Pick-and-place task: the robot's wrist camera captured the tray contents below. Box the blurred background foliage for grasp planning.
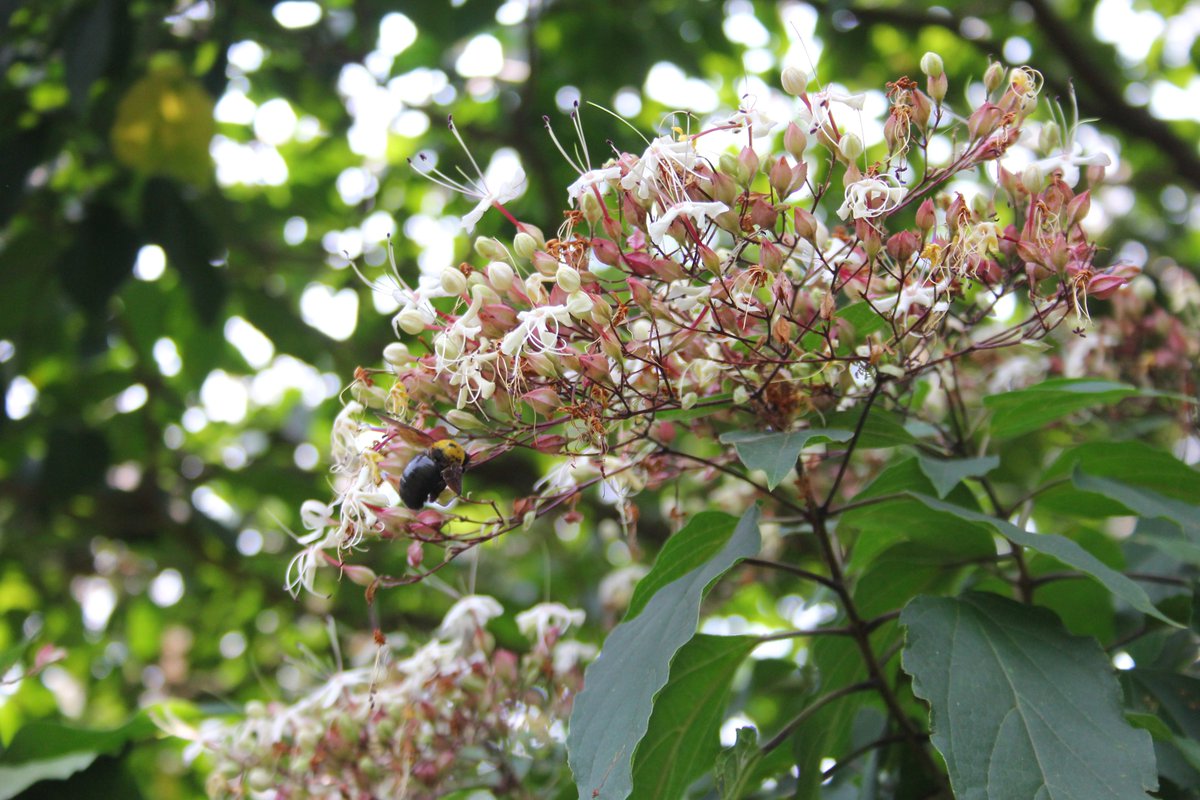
[0,0,1197,795]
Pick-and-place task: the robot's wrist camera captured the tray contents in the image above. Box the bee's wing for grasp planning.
[441,462,464,495]
[373,411,437,448]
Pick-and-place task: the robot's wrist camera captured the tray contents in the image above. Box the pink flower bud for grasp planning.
[886,230,920,264]
[652,257,686,281]
[578,352,610,382]
[522,386,560,415]
[531,249,559,276]
[784,122,808,159]
[750,197,779,230]
[967,102,1004,140]
[591,237,621,266]
[793,207,817,240]
[737,145,760,182]
[759,240,784,271]
[1066,191,1091,229]
[478,303,518,338]
[341,564,378,587]
[916,198,937,232]
[1088,265,1138,299]
[697,242,722,272]
[911,90,932,128]
[769,157,795,198]
[622,251,655,277]
[627,276,652,308]
[927,72,948,105]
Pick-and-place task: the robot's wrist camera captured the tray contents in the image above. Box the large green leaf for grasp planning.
[906,493,1180,627]
[901,593,1158,799]
[719,429,854,490]
[1037,442,1200,518]
[630,634,757,799]
[982,377,1141,438]
[1072,471,1200,539]
[0,714,155,800]
[568,507,761,800]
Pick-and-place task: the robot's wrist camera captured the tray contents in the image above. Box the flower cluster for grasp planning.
[165,597,591,798]
[289,55,1136,594]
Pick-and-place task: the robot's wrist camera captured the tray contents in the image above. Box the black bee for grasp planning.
[376,413,471,509]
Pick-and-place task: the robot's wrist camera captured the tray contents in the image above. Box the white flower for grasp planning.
[1028,144,1110,188]
[647,200,729,247]
[460,165,526,232]
[410,117,527,231]
[329,402,364,473]
[598,565,649,613]
[620,135,700,202]
[534,457,599,494]
[837,176,907,220]
[551,640,597,675]
[438,594,504,641]
[567,165,623,205]
[516,602,585,644]
[876,280,949,318]
[500,304,574,359]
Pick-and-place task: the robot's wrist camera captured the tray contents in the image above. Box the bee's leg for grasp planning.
[427,497,459,513]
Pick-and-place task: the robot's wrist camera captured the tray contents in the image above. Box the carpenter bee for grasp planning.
[375,413,471,509]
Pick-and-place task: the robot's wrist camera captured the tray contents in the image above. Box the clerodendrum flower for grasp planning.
[410,116,526,231]
[837,175,907,220]
[647,199,730,248]
[620,134,701,201]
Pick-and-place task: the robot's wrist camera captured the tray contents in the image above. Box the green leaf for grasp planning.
[658,394,732,421]
[1037,441,1200,518]
[719,429,854,490]
[823,407,918,448]
[568,507,761,800]
[916,454,1000,498]
[901,593,1158,799]
[1072,470,1200,538]
[983,377,1141,438]
[906,493,1181,627]
[630,635,756,799]
[1126,713,1200,772]
[715,727,761,800]
[0,714,155,800]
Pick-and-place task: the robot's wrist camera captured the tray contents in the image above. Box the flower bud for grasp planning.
[911,90,932,128]
[927,72,948,105]
[474,236,508,261]
[591,237,621,266]
[407,540,424,568]
[1066,191,1091,228]
[781,65,809,96]
[784,122,808,159]
[915,199,936,232]
[513,231,537,260]
[440,266,467,295]
[487,260,514,291]
[433,332,461,362]
[589,298,613,324]
[839,132,864,163]
[342,564,377,587]
[886,230,920,264]
[708,169,739,205]
[531,250,559,276]
[580,190,604,225]
[1021,164,1044,193]
[566,290,594,317]
[967,102,1004,140]
[478,303,518,337]
[445,408,489,431]
[756,240,782,272]
[1038,121,1062,154]
[793,207,818,241]
[556,264,582,293]
[920,52,944,79]
[750,197,779,230]
[522,386,560,415]
[383,342,412,366]
[983,61,1005,94]
[395,307,428,335]
[627,277,652,309]
[737,146,760,183]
